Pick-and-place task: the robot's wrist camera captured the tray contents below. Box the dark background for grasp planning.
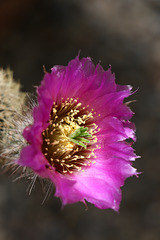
[0,0,160,239]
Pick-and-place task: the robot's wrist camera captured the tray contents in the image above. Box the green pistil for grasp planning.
[69,127,92,149]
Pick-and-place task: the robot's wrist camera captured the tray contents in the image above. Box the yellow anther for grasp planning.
[42,97,100,174]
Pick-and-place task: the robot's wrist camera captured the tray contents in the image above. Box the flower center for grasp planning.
[42,98,100,174]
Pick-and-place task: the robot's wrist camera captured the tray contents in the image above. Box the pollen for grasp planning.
[41,98,100,174]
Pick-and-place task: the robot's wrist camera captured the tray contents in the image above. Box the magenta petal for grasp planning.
[18,145,43,171]
[52,169,120,210]
[52,158,137,210]
[97,116,135,143]
[52,174,80,205]
[50,154,137,210]
[107,142,138,161]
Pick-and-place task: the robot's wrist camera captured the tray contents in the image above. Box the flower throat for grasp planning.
[42,98,100,174]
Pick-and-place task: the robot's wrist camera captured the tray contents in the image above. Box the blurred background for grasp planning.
[0,0,160,239]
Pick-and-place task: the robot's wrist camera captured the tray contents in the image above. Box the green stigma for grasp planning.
[69,127,92,149]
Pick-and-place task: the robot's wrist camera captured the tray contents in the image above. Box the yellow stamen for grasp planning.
[42,98,101,174]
